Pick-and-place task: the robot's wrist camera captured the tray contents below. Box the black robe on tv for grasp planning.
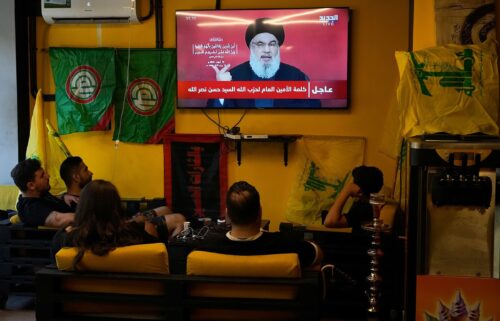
[207,61,321,108]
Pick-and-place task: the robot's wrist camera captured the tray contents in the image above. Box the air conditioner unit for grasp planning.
[41,0,141,24]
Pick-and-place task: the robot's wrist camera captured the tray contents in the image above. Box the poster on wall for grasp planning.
[163,134,228,223]
[435,0,496,45]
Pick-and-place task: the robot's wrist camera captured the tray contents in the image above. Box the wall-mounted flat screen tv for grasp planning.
[176,8,350,109]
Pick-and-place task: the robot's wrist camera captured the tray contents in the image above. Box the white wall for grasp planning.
[0,0,18,184]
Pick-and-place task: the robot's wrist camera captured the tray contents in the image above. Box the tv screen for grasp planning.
[176,8,350,109]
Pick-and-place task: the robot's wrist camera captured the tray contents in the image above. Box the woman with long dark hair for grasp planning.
[52,179,185,268]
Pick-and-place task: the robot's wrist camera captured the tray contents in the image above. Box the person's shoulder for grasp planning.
[194,231,228,251]
[231,61,250,71]
[230,61,252,77]
[17,195,39,208]
[279,62,305,73]
[260,231,281,238]
[204,230,228,242]
[349,199,372,213]
[16,197,51,226]
[260,231,298,242]
[276,63,309,80]
[43,192,62,200]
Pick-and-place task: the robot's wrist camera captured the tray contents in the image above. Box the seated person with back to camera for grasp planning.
[323,165,384,232]
[195,181,323,268]
[51,179,186,265]
[11,158,74,228]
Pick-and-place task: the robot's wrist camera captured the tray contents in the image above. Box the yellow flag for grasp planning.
[286,136,365,225]
[26,89,46,164]
[395,39,499,137]
[26,89,72,194]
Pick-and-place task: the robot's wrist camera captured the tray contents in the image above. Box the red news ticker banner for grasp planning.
[178,80,347,100]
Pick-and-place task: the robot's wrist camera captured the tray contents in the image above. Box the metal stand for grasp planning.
[363,193,388,317]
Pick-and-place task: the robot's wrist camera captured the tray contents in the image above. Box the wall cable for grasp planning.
[111,15,134,181]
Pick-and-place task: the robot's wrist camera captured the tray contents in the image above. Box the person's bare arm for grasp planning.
[323,182,361,228]
[144,221,159,238]
[44,211,75,228]
[129,207,185,240]
[152,206,173,216]
[62,194,79,207]
[163,214,186,239]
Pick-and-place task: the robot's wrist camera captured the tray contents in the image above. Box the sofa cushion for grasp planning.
[55,243,169,297]
[187,251,301,301]
[187,251,301,278]
[187,251,300,278]
[9,214,21,224]
[56,243,169,274]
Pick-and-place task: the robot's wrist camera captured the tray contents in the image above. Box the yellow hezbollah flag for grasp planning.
[26,89,71,195]
[286,136,365,225]
[395,39,499,137]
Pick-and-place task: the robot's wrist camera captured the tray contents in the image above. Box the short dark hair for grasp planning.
[11,158,42,192]
[226,181,260,225]
[60,156,83,187]
[352,166,384,196]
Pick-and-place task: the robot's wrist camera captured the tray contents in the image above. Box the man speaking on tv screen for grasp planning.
[207,18,321,108]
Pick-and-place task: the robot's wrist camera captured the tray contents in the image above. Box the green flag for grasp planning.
[50,48,115,135]
[113,49,176,144]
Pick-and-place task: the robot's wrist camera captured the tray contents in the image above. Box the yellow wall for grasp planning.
[413,0,436,50]
[37,0,409,230]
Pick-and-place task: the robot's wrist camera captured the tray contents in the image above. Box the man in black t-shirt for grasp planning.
[196,181,322,268]
[11,159,74,227]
